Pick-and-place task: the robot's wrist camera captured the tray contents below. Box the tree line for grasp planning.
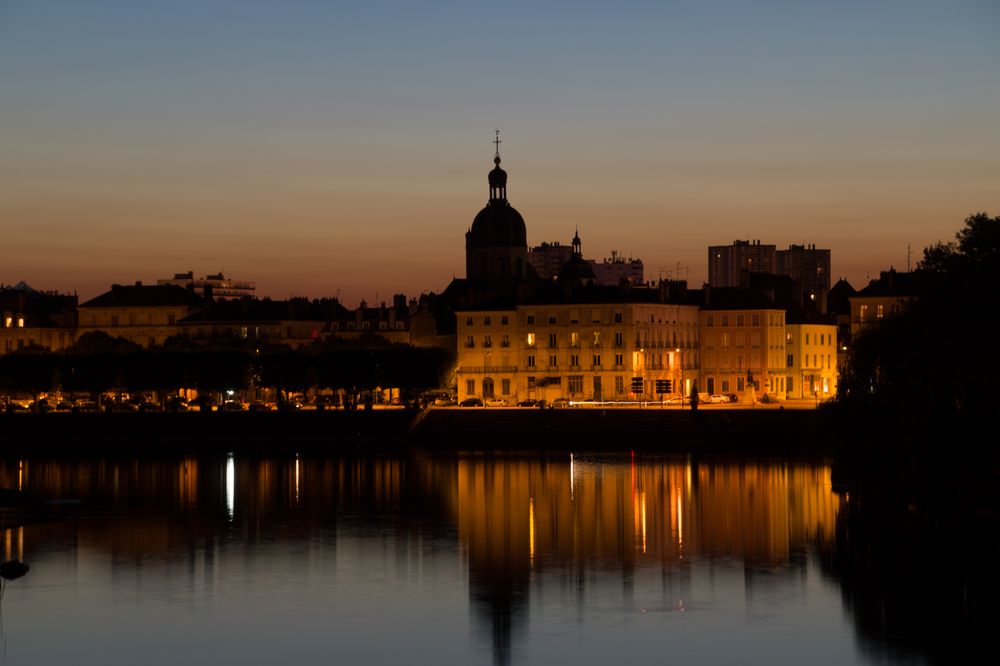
[0,331,455,401]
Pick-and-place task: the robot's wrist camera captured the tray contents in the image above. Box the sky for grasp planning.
[2,0,998,305]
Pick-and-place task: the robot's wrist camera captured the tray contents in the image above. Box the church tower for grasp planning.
[465,132,529,288]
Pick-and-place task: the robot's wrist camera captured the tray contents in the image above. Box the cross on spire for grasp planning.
[493,129,502,159]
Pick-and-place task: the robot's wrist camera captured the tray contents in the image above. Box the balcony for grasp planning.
[458,366,519,374]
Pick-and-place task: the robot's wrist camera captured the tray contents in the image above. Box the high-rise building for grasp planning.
[527,242,572,280]
[708,241,776,288]
[775,245,831,294]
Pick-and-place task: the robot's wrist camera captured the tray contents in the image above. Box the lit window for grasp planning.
[527,333,536,347]
[592,331,601,346]
[877,304,884,319]
[570,332,579,346]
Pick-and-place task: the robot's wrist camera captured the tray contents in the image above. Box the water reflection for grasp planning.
[0,454,985,664]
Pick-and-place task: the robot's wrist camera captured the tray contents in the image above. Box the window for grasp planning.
[465,336,475,348]
[568,376,584,393]
[787,377,794,393]
[614,312,623,323]
[593,354,601,366]
[736,314,745,327]
[549,355,557,367]
[483,335,492,347]
[362,322,370,330]
[737,377,745,392]
[721,333,729,347]
[615,376,625,394]
[752,313,760,326]
[501,333,510,347]
[706,315,714,327]
[787,354,794,367]
[722,380,729,393]
[570,354,580,367]
[614,331,623,347]
[721,314,729,327]
[527,355,536,367]
[570,332,580,347]
[615,353,623,366]
[466,379,475,395]
[466,316,473,326]
[168,314,176,325]
[592,331,601,346]
[501,379,511,395]
[548,316,557,324]
[548,333,557,347]
[526,315,535,325]
[876,304,884,319]
[111,315,119,326]
[501,315,509,325]
[859,305,868,321]
[484,316,491,325]
[379,321,387,330]
[482,378,495,399]
[527,333,536,346]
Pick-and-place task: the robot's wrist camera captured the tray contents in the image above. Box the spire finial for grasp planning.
[493,128,502,164]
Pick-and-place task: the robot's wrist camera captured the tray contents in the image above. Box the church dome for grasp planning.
[468,201,527,248]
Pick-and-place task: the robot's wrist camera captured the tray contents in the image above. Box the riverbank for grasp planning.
[0,407,830,457]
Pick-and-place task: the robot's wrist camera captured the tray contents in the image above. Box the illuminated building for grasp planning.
[784,321,839,399]
[457,299,699,403]
[0,281,77,354]
[699,289,787,399]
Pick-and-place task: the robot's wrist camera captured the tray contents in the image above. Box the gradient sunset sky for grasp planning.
[2,0,998,304]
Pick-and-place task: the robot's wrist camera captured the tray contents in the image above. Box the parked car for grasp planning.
[550,397,571,409]
[484,397,507,407]
[76,400,99,413]
[708,394,729,404]
[248,401,275,412]
[517,399,540,408]
[222,400,246,412]
[665,395,685,405]
[166,397,189,412]
[459,397,484,407]
[433,395,457,407]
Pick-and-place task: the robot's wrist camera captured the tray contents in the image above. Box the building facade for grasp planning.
[699,307,787,399]
[784,323,838,399]
[456,301,699,404]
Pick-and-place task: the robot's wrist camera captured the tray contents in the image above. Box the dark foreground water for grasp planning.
[0,453,991,665]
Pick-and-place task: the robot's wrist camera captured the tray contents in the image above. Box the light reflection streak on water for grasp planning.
[226,453,235,520]
[640,492,647,554]
[295,454,300,505]
[529,497,535,564]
